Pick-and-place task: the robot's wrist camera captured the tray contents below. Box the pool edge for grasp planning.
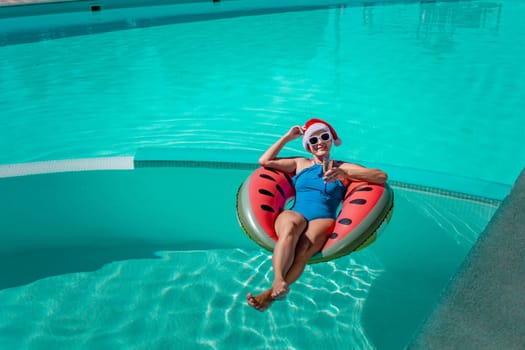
[406,167,525,349]
[0,155,509,203]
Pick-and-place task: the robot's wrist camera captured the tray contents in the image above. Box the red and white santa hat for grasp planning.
[302,118,342,151]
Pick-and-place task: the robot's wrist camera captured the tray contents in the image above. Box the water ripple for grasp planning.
[0,248,386,349]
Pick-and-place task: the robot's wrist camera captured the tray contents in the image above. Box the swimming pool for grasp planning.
[0,0,523,349]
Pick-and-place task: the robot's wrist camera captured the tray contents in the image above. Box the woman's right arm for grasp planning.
[258,125,304,173]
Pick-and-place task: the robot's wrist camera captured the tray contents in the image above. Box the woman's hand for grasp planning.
[258,124,305,172]
[284,125,304,142]
[327,162,388,184]
[323,167,346,183]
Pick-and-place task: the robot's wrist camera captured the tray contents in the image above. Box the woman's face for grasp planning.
[308,129,332,157]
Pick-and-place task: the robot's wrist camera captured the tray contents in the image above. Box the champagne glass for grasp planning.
[322,158,333,174]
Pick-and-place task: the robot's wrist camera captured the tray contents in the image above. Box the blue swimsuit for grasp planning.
[291,164,346,221]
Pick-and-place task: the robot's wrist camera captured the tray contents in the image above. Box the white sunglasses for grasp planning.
[308,132,331,145]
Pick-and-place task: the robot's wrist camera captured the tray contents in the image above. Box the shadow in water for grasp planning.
[0,244,185,290]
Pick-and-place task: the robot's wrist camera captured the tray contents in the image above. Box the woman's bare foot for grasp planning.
[246,289,274,311]
[271,280,289,300]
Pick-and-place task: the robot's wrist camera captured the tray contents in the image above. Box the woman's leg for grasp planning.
[246,217,333,311]
[271,210,308,298]
[247,210,306,310]
[283,218,334,285]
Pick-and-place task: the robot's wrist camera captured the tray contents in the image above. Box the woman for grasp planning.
[246,118,388,311]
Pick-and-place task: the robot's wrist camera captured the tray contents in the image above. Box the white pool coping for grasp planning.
[0,157,134,177]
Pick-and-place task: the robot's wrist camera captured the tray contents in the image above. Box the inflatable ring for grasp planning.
[236,167,394,264]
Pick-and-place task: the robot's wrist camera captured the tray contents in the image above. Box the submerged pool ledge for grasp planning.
[407,167,525,349]
[134,147,511,202]
[0,148,511,204]
[0,152,506,257]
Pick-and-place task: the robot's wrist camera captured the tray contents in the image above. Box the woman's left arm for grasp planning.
[325,162,388,184]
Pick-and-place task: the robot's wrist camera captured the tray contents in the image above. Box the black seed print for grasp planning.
[260,174,276,181]
[338,218,352,225]
[258,189,275,197]
[355,187,373,192]
[282,172,294,186]
[261,205,275,213]
[329,233,338,239]
[276,184,285,197]
[350,199,367,205]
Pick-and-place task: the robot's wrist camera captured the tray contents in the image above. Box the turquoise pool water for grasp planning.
[0,0,523,349]
[1,0,524,186]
